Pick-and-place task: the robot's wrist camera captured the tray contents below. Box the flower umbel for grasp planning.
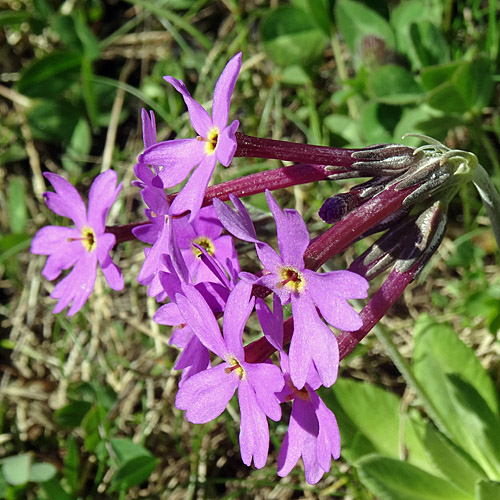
[31,171,124,315]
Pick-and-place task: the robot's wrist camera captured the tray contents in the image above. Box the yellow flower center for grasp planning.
[277,266,306,294]
[197,126,220,155]
[192,236,215,258]
[67,226,97,252]
[224,356,245,380]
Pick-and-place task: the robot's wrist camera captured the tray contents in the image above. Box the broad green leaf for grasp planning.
[335,0,395,58]
[423,423,485,496]
[1,454,31,486]
[324,114,362,146]
[426,81,469,114]
[28,463,57,483]
[54,400,92,428]
[40,477,74,500]
[453,58,494,113]
[26,100,80,142]
[110,438,151,463]
[112,455,158,489]
[357,454,473,500]
[476,479,500,500]
[62,118,92,176]
[260,6,328,66]
[280,65,311,85]
[391,0,427,67]
[412,316,500,477]
[420,62,461,91]
[0,470,6,497]
[413,315,500,419]
[0,233,31,264]
[445,375,500,480]
[361,102,397,144]
[63,436,79,495]
[323,378,401,459]
[408,20,449,68]
[292,0,333,36]
[81,406,101,453]
[369,64,424,105]
[16,51,82,98]
[7,177,27,234]
[0,10,30,28]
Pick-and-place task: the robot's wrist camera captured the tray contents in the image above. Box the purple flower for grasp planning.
[175,280,284,468]
[31,171,124,315]
[217,190,369,389]
[256,299,341,484]
[138,53,242,221]
[177,205,240,285]
[277,359,341,484]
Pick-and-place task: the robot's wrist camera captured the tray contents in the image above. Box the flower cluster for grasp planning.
[31,52,499,484]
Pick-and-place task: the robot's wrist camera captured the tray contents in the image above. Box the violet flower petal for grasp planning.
[289,294,339,389]
[238,380,270,469]
[213,195,259,243]
[244,362,284,421]
[216,119,239,167]
[175,364,237,424]
[222,281,254,359]
[97,233,124,290]
[212,53,242,126]
[177,285,227,358]
[43,173,87,228]
[265,190,308,268]
[87,170,122,234]
[141,109,157,148]
[170,154,217,221]
[305,270,365,331]
[163,76,213,137]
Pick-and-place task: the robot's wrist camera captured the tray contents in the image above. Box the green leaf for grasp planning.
[0,470,7,497]
[412,316,500,477]
[408,20,449,68]
[0,233,31,264]
[260,6,328,66]
[54,400,91,428]
[445,375,500,480]
[369,64,424,105]
[423,423,485,496]
[357,454,473,500]
[1,454,31,486]
[453,58,494,113]
[420,62,461,91]
[0,10,30,28]
[16,51,82,98]
[26,99,80,142]
[412,315,500,420]
[81,406,101,453]
[63,436,79,495]
[28,463,57,483]
[279,65,311,85]
[323,378,401,459]
[7,177,27,234]
[335,0,395,58]
[62,118,92,176]
[112,455,158,490]
[324,114,362,146]
[292,0,333,36]
[476,479,500,500]
[40,477,74,500]
[110,438,151,463]
[361,102,397,144]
